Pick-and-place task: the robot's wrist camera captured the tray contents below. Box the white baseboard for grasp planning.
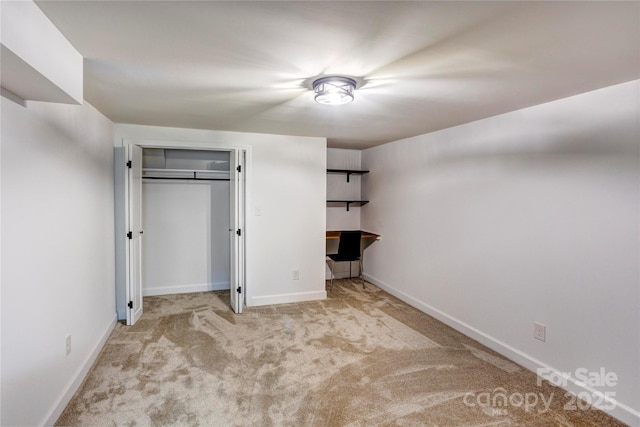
[363,273,640,427]
[248,290,327,307]
[143,282,230,296]
[43,314,117,426]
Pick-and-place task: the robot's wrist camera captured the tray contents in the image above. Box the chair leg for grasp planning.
[360,259,365,289]
[328,260,335,291]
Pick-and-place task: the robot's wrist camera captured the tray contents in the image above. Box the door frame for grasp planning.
[118,137,250,319]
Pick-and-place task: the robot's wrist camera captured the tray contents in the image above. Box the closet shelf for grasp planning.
[143,168,230,181]
[327,169,369,182]
[327,200,369,211]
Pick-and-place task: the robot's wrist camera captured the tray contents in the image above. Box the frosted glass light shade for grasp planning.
[313,76,356,105]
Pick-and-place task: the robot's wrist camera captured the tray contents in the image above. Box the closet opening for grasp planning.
[142,148,232,296]
[117,145,246,325]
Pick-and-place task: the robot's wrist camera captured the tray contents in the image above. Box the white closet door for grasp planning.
[126,144,144,325]
[229,149,245,313]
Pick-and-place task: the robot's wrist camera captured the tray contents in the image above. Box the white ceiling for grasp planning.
[36,1,639,149]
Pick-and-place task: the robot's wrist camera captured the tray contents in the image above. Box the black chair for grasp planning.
[326,230,364,291]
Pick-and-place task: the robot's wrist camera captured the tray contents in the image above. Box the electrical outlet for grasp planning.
[534,322,546,342]
[66,335,72,356]
[292,269,300,280]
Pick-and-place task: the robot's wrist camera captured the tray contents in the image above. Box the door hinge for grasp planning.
[237,287,242,294]
[126,160,132,168]
[128,301,133,309]
[127,231,133,239]
[236,165,241,173]
[236,229,242,236]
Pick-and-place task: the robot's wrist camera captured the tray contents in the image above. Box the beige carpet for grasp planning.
[57,280,624,426]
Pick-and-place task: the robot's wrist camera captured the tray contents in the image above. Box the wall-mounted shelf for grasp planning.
[327,169,369,183]
[327,200,369,211]
[326,168,370,211]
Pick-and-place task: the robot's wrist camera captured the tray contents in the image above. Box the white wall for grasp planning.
[361,80,640,425]
[115,124,327,307]
[142,180,230,295]
[1,97,115,426]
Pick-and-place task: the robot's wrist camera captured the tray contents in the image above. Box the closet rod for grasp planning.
[143,176,230,182]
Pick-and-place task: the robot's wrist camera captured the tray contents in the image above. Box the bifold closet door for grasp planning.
[126,144,144,325]
[229,149,245,314]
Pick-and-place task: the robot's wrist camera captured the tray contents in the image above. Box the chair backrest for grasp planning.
[338,230,362,259]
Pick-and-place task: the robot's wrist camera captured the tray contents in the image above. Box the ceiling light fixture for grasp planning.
[312,76,356,105]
